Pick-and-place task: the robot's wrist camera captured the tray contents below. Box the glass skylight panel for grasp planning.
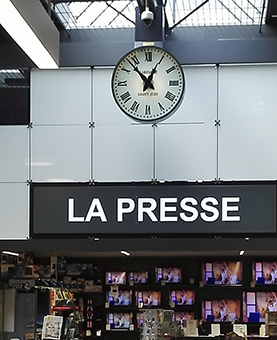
[53,0,267,29]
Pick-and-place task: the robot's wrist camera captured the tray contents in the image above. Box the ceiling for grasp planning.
[0,235,276,258]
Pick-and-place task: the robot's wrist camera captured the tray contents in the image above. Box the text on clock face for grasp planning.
[138,92,158,97]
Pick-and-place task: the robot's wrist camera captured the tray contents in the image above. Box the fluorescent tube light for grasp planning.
[2,250,19,256]
[120,250,131,256]
[0,0,59,69]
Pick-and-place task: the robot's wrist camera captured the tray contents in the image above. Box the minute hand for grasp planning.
[146,55,165,90]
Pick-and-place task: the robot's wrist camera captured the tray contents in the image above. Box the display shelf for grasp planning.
[265,311,277,336]
[32,257,277,340]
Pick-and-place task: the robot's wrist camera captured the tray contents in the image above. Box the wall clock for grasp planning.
[111,46,185,123]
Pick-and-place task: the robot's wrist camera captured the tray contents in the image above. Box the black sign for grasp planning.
[31,182,276,237]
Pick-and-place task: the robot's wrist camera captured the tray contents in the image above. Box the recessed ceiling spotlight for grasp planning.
[239,249,245,256]
[120,250,130,256]
[88,236,100,241]
[245,237,250,241]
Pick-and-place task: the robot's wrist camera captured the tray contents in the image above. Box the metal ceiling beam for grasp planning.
[259,0,267,32]
[51,0,114,3]
[107,1,134,26]
[76,2,93,20]
[246,0,262,15]
[217,0,241,24]
[106,1,135,25]
[166,0,209,35]
[231,0,254,23]
[89,1,110,26]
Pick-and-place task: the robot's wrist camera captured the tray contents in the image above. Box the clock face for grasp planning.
[111,46,185,123]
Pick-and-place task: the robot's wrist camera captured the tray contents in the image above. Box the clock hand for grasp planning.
[146,55,165,90]
[134,66,148,83]
[126,58,148,90]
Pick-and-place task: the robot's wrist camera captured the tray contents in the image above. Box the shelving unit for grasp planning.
[265,311,277,336]
[3,254,277,340]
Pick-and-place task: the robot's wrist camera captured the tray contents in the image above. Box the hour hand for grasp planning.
[142,68,156,91]
[134,67,153,92]
[134,67,148,83]
[143,79,154,92]
[126,58,148,85]
[146,69,156,90]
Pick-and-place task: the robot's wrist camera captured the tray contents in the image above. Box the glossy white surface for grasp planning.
[156,123,217,181]
[156,65,218,181]
[31,125,90,182]
[165,65,218,123]
[31,68,91,125]
[93,124,153,182]
[218,64,277,180]
[0,183,28,239]
[0,126,29,182]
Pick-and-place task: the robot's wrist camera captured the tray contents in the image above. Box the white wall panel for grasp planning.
[164,65,217,123]
[93,124,153,182]
[0,183,28,239]
[31,125,90,182]
[0,126,28,182]
[31,68,91,125]
[156,123,217,181]
[93,68,137,125]
[218,64,277,180]
[156,65,217,181]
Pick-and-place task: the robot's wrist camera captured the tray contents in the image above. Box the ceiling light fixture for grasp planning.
[239,249,245,256]
[120,250,130,256]
[0,69,20,73]
[2,250,19,256]
[0,0,59,69]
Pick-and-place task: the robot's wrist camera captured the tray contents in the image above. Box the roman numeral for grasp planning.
[157,102,165,111]
[145,52,152,62]
[166,66,176,74]
[130,101,140,112]
[117,80,127,87]
[145,105,151,115]
[121,67,131,74]
[164,91,176,102]
[120,91,132,103]
[131,55,140,65]
[169,80,179,86]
